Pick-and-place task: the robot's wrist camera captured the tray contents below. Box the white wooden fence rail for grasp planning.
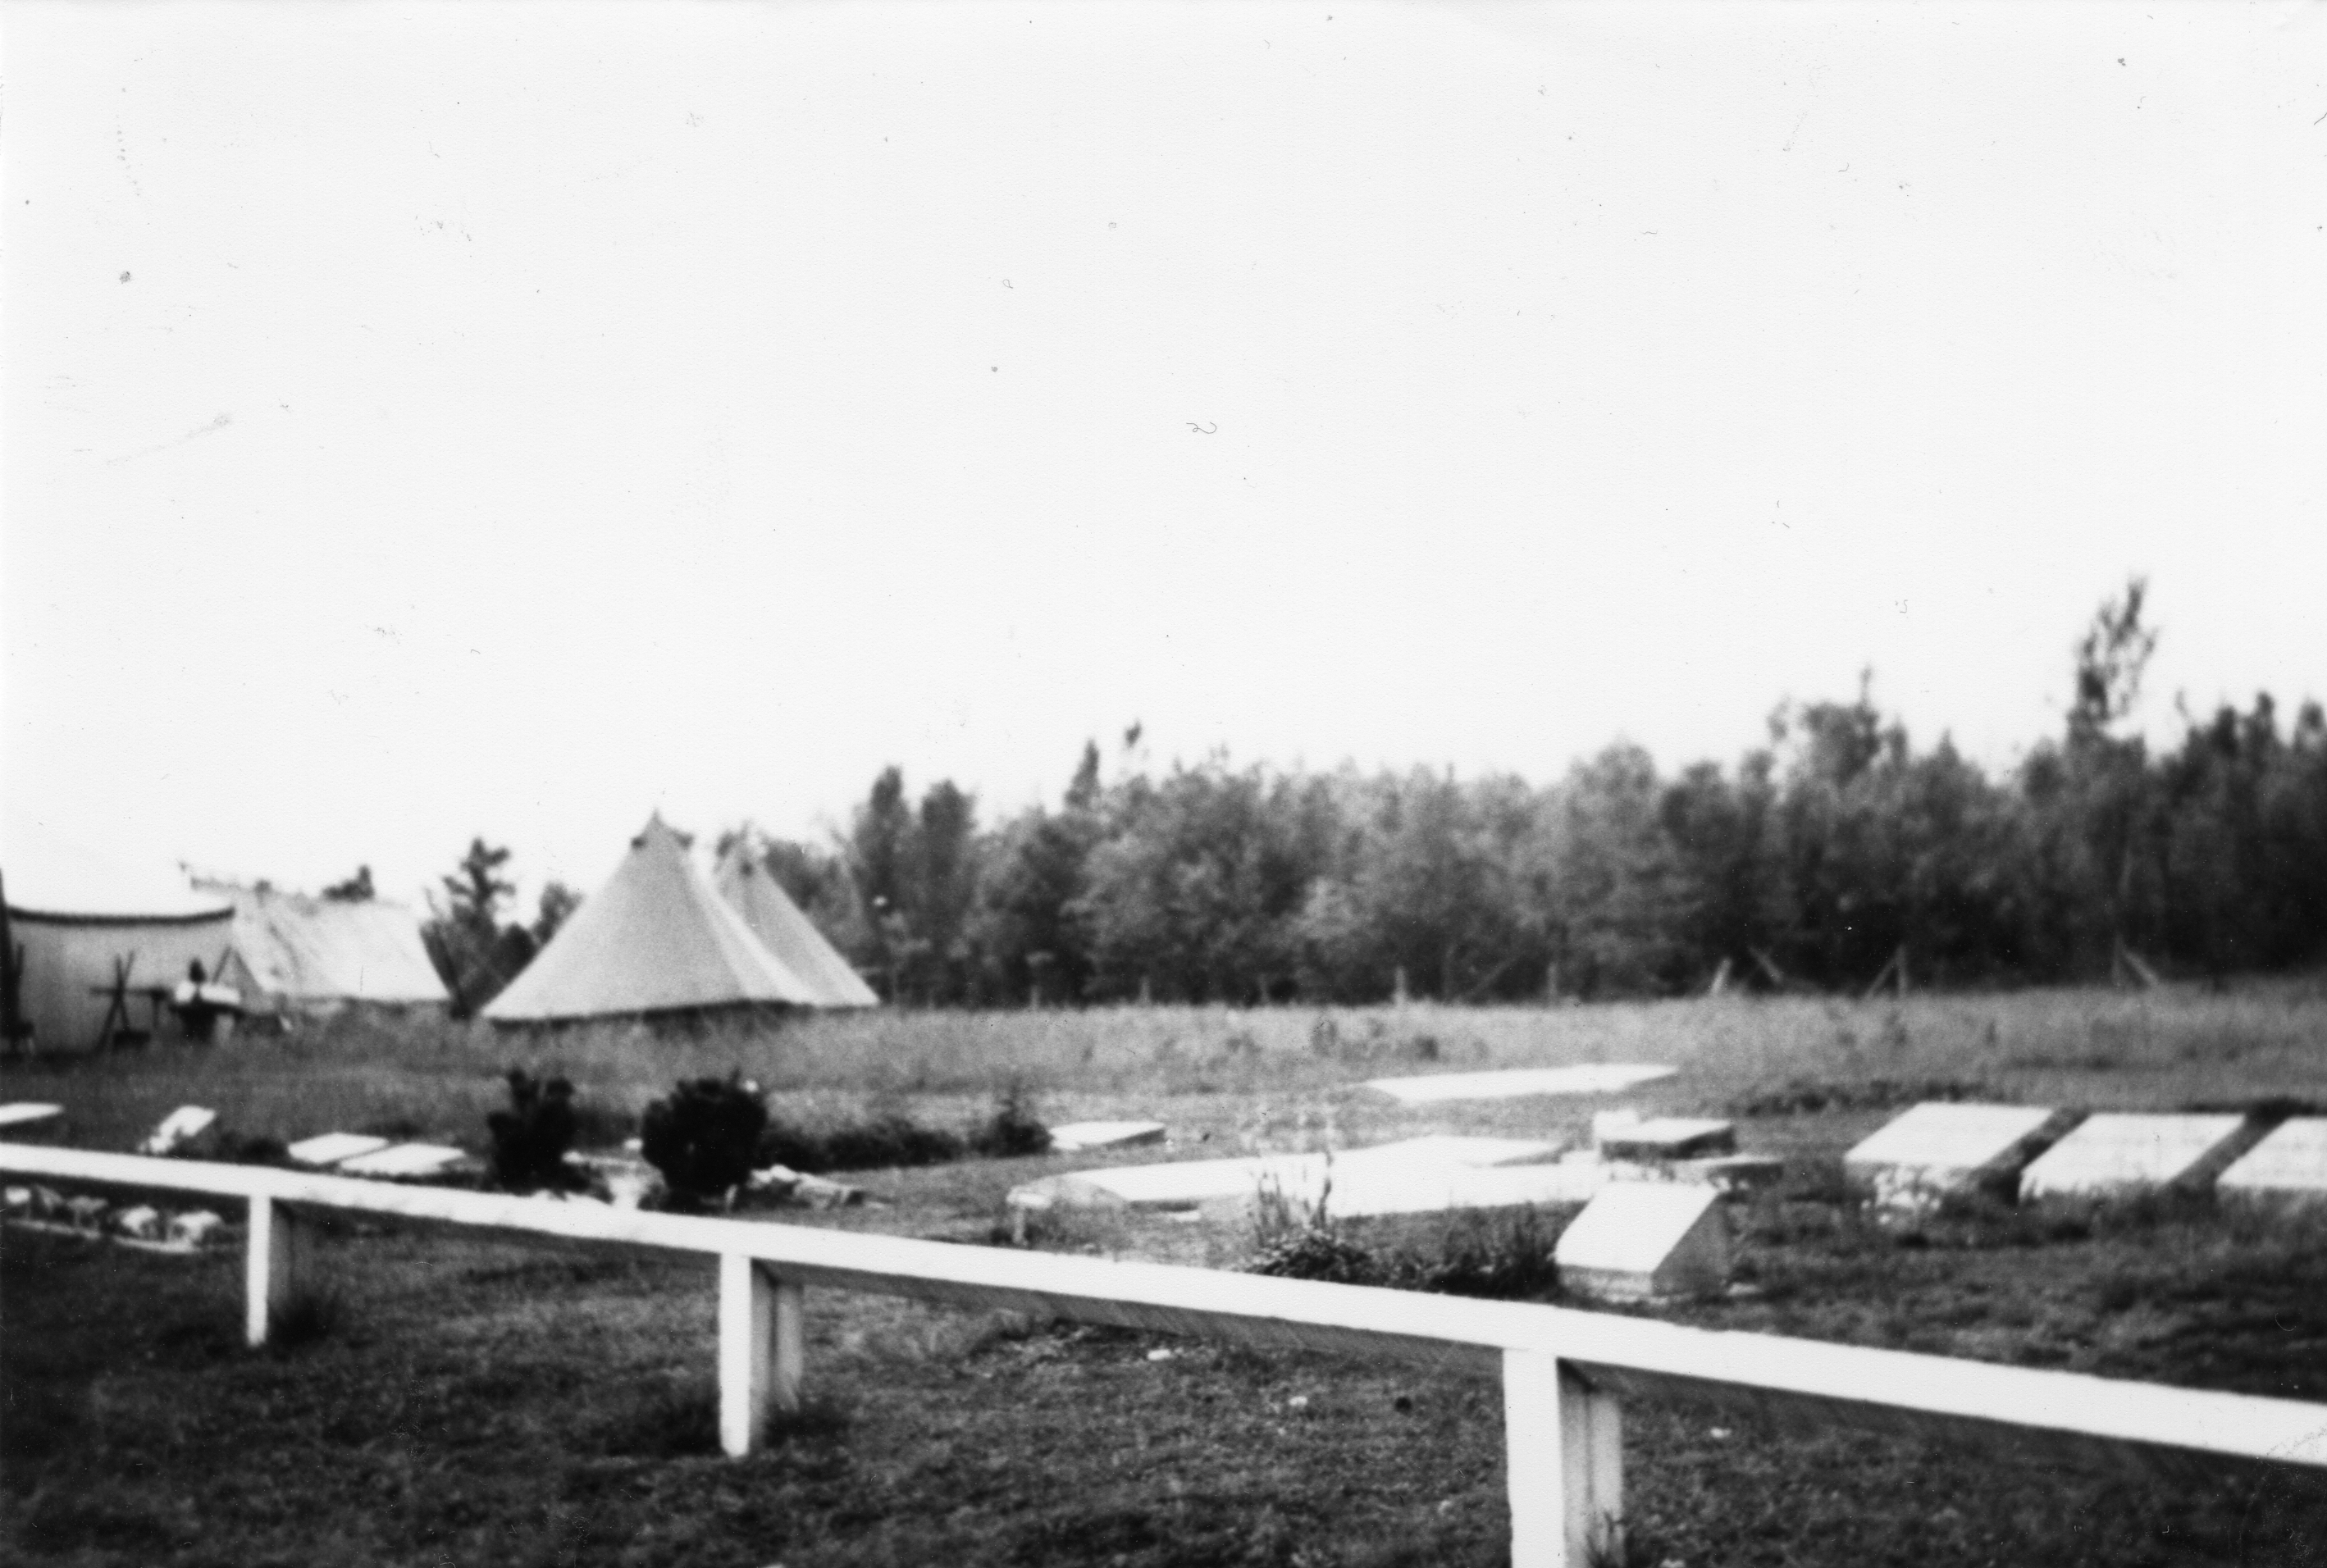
[7,1141,2325,1567]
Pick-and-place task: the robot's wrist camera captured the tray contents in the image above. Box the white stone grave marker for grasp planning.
[0,1103,64,1138]
[1844,1102,2059,1210]
[286,1132,392,1168]
[112,1205,163,1240]
[336,1142,467,1178]
[1366,1064,1675,1104]
[2017,1114,2247,1201]
[1554,1182,1730,1301]
[1009,1134,1562,1212]
[140,1105,217,1155]
[2215,1119,2327,1205]
[1597,1118,1736,1160]
[168,1210,226,1247]
[1047,1121,1168,1154]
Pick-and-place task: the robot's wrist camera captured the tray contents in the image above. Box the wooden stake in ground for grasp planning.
[1862,946,1909,1004]
[1749,946,1790,991]
[2112,938,2163,991]
[0,871,26,1055]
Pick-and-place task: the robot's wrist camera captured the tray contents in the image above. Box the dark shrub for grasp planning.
[1403,1206,1560,1299]
[968,1082,1052,1158]
[1249,1224,1382,1286]
[824,1113,962,1170]
[486,1069,580,1192]
[641,1073,769,1201]
[755,1120,832,1174]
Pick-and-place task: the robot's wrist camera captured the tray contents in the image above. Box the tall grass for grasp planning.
[10,974,2326,1155]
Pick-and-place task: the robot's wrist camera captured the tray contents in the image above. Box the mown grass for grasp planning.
[9,974,2327,1565]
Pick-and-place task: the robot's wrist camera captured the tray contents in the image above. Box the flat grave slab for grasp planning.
[139,1105,217,1155]
[2216,1119,2327,1204]
[286,1132,392,1168]
[2018,1114,2247,1201]
[1047,1121,1168,1154]
[1322,1160,1610,1219]
[0,1103,64,1138]
[1599,1152,1786,1194]
[1598,1118,1736,1160]
[1365,1064,1675,1104]
[1335,1134,1563,1170]
[336,1142,468,1178]
[1010,1134,1563,1213]
[1844,1102,2059,1209]
[1554,1181,1730,1301]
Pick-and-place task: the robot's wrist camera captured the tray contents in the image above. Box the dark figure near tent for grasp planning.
[170,959,240,1043]
[486,1069,581,1191]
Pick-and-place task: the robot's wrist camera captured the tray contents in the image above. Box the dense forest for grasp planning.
[723,584,2325,1005]
[436,583,2327,1008]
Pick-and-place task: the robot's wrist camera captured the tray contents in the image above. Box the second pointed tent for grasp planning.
[482,815,824,1026]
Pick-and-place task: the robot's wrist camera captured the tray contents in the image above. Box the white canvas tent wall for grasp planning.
[195,880,449,1019]
[483,815,821,1025]
[1,827,235,1053]
[714,844,878,1008]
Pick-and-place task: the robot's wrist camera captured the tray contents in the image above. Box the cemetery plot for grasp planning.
[1363,1064,1675,1104]
[2215,1119,2327,1205]
[1843,1102,2060,1210]
[2017,1114,2249,1201]
[1553,1181,1731,1302]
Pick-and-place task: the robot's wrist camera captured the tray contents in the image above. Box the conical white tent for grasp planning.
[714,843,878,1008]
[482,815,819,1025]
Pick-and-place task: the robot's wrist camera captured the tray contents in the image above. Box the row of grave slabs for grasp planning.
[1841,1101,2327,1210]
[1019,1065,1754,1303]
[0,1102,474,1255]
[1017,1067,2327,1306]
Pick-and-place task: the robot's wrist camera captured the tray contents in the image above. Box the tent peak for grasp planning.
[632,814,692,851]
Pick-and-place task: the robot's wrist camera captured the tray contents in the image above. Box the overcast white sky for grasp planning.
[5,2,2323,907]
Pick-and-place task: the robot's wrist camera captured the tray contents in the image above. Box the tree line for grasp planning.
[432,582,2327,1009]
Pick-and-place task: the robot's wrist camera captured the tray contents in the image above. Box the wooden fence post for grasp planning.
[245,1194,313,1347]
[1504,1350,1622,1568]
[719,1254,805,1456]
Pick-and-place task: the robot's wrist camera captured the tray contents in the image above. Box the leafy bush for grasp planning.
[967,1082,1052,1158]
[641,1073,769,1201]
[1247,1201,1565,1301]
[827,1113,964,1169]
[486,1069,580,1192]
[757,1112,962,1173]
[1398,1206,1560,1299]
[164,1130,288,1167]
[1248,1224,1383,1286]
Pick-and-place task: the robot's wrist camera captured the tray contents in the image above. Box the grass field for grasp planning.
[8,978,2327,1565]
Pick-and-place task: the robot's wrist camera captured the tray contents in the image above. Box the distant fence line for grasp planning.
[5,1142,2325,1567]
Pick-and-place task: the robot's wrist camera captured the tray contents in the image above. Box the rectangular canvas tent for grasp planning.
[195,880,449,1019]
[2,827,236,1054]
